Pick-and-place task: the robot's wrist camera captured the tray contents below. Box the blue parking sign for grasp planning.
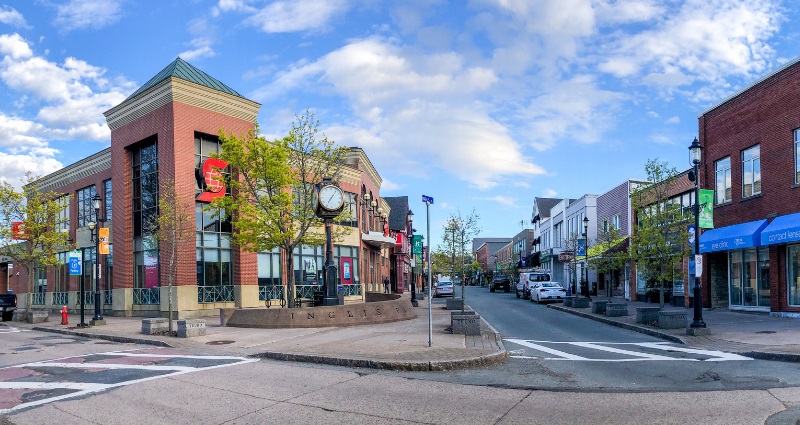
[69,257,82,276]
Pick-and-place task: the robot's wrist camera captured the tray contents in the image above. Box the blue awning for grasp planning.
[699,219,769,253]
[761,212,800,246]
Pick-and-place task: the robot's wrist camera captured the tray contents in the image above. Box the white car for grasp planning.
[530,282,566,303]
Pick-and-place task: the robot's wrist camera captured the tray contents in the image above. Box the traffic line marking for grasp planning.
[503,339,753,362]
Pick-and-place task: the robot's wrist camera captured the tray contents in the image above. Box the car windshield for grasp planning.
[530,273,550,281]
[541,283,561,288]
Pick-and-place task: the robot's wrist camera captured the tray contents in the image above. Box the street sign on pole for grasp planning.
[422,195,434,205]
[423,194,433,347]
[68,250,81,276]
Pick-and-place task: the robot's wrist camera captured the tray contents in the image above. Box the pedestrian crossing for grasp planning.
[504,339,752,362]
[0,348,258,413]
[0,325,28,333]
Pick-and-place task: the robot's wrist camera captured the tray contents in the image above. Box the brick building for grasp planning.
[12,58,395,317]
[698,58,800,317]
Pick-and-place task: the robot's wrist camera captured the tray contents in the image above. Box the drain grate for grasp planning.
[756,331,776,334]
[206,340,235,345]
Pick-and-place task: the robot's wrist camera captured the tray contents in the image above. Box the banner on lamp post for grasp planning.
[99,227,110,255]
[699,189,714,229]
[412,235,423,255]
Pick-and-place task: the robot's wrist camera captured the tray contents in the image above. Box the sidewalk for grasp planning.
[549,297,800,362]
[8,294,507,371]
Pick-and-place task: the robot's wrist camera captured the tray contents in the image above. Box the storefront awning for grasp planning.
[362,231,396,248]
[699,219,769,253]
[761,212,800,246]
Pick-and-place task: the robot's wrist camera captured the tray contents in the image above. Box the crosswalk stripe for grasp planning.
[504,339,588,360]
[568,342,677,360]
[0,382,111,391]
[24,362,196,372]
[635,342,753,361]
[503,339,753,362]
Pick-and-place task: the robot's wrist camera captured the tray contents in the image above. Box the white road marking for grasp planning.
[0,350,259,414]
[503,339,753,362]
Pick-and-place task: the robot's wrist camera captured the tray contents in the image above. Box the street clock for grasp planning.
[316,177,345,218]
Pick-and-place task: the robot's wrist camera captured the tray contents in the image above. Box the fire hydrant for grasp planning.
[60,306,68,325]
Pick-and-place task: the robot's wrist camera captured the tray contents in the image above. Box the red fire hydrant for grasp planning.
[61,306,68,325]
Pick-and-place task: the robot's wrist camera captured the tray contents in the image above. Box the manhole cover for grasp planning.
[206,340,235,345]
[756,331,776,334]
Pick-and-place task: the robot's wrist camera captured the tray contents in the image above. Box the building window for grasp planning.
[795,129,800,185]
[104,179,112,221]
[715,157,731,205]
[77,185,97,227]
[54,252,69,293]
[742,145,761,198]
[788,245,800,306]
[730,248,769,307]
[132,138,159,290]
[57,195,69,232]
[612,214,620,231]
[341,192,357,227]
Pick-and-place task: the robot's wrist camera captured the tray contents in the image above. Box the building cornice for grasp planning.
[104,77,261,131]
[345,148,382,188]
[34,148,111,193]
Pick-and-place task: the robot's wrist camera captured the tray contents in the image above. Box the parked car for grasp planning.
[434,280,454,298]
[516,269,552,300]
[489,275,511,293]
[1,292,17,321]
[531,282,567,303]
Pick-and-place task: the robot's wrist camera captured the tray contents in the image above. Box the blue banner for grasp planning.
[576,239,586,257]
[69,257,81,276]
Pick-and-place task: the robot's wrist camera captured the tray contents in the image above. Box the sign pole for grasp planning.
[422,195,434,347]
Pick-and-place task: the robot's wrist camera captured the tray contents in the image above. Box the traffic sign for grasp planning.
[69,257,81,276]
[422,195,434,205]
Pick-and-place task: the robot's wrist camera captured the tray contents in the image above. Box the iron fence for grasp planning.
[31,292,45,305]
[133,287,160,305]
[198,285,235,303]
[52,292,68,306]
[341,284,361,296]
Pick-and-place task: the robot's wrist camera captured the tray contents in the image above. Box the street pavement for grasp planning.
[5,291,800,369]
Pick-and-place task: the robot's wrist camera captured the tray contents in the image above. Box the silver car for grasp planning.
[434,281,454,297]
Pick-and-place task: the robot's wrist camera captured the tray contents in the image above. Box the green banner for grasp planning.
[412,235,423,255]
[699,189,714,229]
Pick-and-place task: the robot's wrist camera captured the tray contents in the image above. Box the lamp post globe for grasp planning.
[689,137,706,328]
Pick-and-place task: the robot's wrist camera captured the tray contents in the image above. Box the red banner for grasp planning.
[395,233,403,247]
[12,222,27,240]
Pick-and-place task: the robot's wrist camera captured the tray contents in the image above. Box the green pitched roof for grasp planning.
[125,57,244,101]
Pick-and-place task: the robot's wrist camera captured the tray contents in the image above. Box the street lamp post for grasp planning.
[583,216,590,299]
[689,137,707,329]
[88,194,106,325]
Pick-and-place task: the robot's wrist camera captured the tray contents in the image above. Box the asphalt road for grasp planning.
[384,285,800,392]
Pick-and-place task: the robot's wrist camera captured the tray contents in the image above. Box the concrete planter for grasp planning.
[591,300,609,314]
[451,313,481,336]
[27,310,48,324]
[446,298,464,310]
[142,318,169,335]
[573,297,590,308]
[658,310,687,329]
[564,296,575,307]
[177,319,206,338]
[636,307,661,325]
[605,303,629,317]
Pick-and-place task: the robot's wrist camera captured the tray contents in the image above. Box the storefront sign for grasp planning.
[699,189,714,229]
[11,221,27,240]
[196,158,229,203]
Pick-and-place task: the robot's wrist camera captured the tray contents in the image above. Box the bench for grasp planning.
[573,297,590,308]
[591,300,609,314]
[177,319,206,338]
[605,303,629,317]
[141,318,169,335]
[658,310,687,329]
[636,307,661,325]
[451,313,481,336]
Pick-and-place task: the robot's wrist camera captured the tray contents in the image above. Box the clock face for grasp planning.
[319,185,344,211]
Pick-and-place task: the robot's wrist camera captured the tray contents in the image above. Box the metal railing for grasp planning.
[104,290,113,307]
[341,284,361,296]
[52,292,68,306]
[198,285,235,303]
[259,285,283,301]
[295,284,320,300]
[31,292,45,305]
[79,291,95,306]
[133,287,160,305]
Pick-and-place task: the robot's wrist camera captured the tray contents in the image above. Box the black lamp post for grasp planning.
[689,137,707,328]
[583,216,589,298]
[408,210,417,306]
[88,194,106,325]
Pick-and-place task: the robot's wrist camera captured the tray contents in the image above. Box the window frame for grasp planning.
[741,145,761,199]
[76,185,97,227]
[715,157,732,205]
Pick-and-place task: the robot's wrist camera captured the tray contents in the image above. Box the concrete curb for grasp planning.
[252,347,508,372]
[740,351,800,363]
[31,326,175,348]
[547,304,686,344]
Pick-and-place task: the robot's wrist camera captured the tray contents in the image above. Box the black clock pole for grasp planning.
[323,217,340,306]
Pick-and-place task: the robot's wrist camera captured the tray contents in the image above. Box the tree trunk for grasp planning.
[286,250,295,308]
[26,266,33,314]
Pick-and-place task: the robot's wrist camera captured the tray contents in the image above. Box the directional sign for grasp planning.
[422,195,434,205]
[69,257,82,276]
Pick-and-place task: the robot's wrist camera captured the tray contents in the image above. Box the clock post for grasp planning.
[316,177,345,306]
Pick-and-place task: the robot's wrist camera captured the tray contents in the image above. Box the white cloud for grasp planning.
[666,116,680,124]
[217,0,350,33]
[0,152,62,188]
[179,19,217,61]
[475,195,516,206]
[0,6,27,28]
[542,188,558,197]
[0,33,32,59]
[54,0,124,31]
[646,111,659,118]
[380,178,401,191]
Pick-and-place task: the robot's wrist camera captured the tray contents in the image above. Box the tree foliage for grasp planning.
[588,223,628,298]
[213,110,351,307]
[436,210,481,280]
[0,173,72,313]
[630,159,690,307]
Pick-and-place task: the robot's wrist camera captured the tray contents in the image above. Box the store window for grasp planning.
[788,245,800,306]
[795,129,800,185]
[715,157,731,204]
[729,248,769,307]
[742,145,761,198]
[77,185,97,227]
[132,138,159,292]
[104,179,112,221]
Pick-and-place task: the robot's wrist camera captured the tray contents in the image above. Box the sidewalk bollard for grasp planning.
[61,306,68,325]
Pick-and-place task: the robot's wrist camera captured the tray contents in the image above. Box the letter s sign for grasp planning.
[196,158,228,203]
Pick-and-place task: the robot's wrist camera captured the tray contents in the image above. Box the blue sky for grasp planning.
[0,0,797,248]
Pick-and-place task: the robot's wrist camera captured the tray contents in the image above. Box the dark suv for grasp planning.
[489,275,511,293]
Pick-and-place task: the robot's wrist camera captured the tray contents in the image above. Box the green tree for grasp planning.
[213,110,351,308]
[156,179,193,331]
[562,231,581,294]
[589,222,628,298]
[0,173,72,315]
[630,159,690,308]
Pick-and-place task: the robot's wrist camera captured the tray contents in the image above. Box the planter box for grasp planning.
[177,319,206,338]
[27,310,48,324]
[142,318,169,335]
[636,307,661,325]
[451,313,481,336]
[573,297,590,308]
[591,300,609,314]
[446,298,464,310]
[605,303,629,317]
[564,296,575,307]
[658,310,687,329]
